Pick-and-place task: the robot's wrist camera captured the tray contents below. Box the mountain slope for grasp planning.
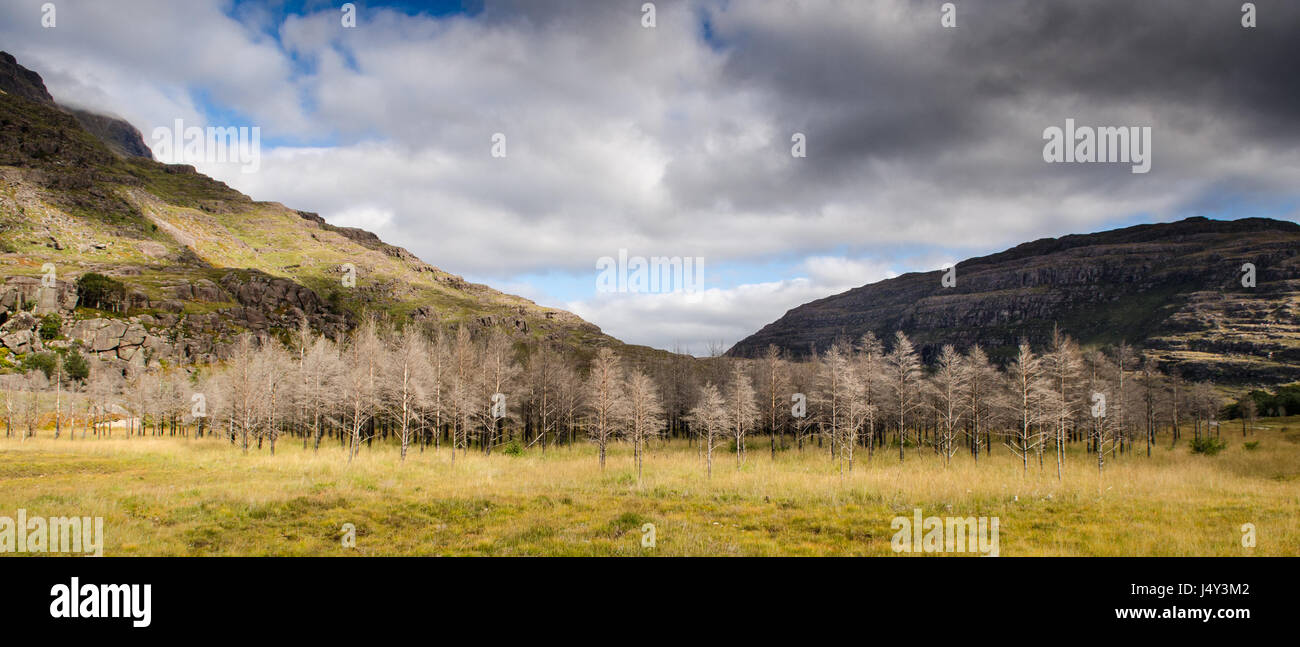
[0,52,630,370]
[728,217,1300,383]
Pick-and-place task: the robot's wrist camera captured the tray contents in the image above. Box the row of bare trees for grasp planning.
[773,329,1230,478]
[2,319,1236,480]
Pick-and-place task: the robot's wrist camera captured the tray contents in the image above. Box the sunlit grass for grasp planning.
[1,420,1297,556]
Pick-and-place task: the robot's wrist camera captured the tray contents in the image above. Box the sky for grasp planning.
[3,0,1298,354]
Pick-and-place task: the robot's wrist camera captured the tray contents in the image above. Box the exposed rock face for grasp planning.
[0,267,352,370]
[65,107,153,159]
[168,278,224,302]
[728,217,1300,384]
[0,52,53,103]
[0,328,40,354]
[1,311,37,332]
[0,276,78,315]
[69,318,145,356]
[64,315,227,370]
[218,270,351,336]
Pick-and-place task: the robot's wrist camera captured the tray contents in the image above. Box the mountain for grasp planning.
[0,52,634,371]
[728,217,1300,384]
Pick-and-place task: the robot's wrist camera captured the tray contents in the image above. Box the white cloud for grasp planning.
[4,0,1299,353]
[568,255,899,354]
[803,256,897,290]
[330,206,394,230]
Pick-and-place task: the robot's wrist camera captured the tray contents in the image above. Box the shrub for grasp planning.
[20,351,57,379]
[1243,441,1260,451]
[38,313,61,340]
[1189,436,1227,456]
[63,349,89,382]
[75,272,127,311]
[502,440,524,456]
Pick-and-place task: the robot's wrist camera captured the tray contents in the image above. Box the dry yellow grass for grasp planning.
[1,421,1297,556]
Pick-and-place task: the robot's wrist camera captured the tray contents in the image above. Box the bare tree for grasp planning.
[300,333,341,451]
[585,347,625,470]
[255,341,291,453]
[817,341,868,475]
[475,330,519,455]
[1113,342,1134,453]
[1094,396,1119,476]
[838,354,871,476]
[388,325,430,461]
[1190,382,1221,442]
[19,372,47,439]
[221,335,260,453]
[524,342,559,451]
[885,331,921,461]
[1043,331,1082,479]
[761,344,789,458]
[448,324,475,461]
[422,328,447,453]
[855,332,884,459]
[52,353,64,439]
[126,365,159,438]
[787,359,817,452]
[342,319,383,462]
[931,345,966,467]
[156,368,189,439]
[687,383,728,478]
[2,374,14,438]
[1005,341,1049,476]
[622,367,664,484]
[961,345,994,463]
[554,361,585,449]
[726,361,759,466]
[1139,355,1162,453]
[815,342,845,462]
[87,360,122,439]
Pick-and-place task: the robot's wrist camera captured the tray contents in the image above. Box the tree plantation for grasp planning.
[1,318,1256,482]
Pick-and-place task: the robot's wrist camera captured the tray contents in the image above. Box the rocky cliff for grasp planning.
[728,217,1300,384]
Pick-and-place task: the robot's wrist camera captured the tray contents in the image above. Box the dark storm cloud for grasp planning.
[663,0,1300,216]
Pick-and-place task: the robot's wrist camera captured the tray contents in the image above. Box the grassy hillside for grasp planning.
[0,58,674,365]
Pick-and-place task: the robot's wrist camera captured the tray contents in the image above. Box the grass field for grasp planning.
[2,420,1298,556]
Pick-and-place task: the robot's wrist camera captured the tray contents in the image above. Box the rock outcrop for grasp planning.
[728,217,1300,384]
[0,276,78,315]
[0,51,152,160]
[0,52,53,103]
[218,270,351,336]
[65,107,153,159]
